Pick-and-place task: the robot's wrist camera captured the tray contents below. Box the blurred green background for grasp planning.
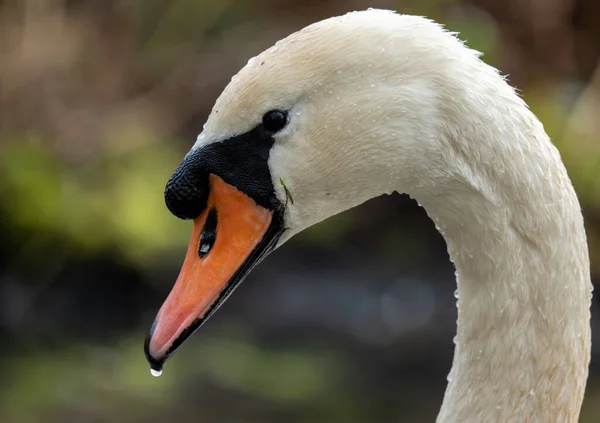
[1,0,599,422]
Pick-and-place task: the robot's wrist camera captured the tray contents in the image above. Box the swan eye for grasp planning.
[262,110,288,133]
[198,207,217,257]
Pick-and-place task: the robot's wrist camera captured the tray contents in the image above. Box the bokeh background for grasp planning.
[1,0,599,422]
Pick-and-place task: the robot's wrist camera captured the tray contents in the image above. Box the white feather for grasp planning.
[194,9,592,423]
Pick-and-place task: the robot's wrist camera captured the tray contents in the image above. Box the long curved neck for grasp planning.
[422,173,590,422]
[270,14,592,420]
[409,80,593,422]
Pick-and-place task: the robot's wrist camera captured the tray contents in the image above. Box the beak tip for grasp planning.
[144,321,165,372]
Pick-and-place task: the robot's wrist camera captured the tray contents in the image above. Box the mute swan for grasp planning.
[144,9,592,423]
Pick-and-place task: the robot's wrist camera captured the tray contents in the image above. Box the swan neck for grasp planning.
[412,120,592,422]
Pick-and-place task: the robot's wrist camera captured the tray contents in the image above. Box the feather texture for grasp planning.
[193,9,592,423]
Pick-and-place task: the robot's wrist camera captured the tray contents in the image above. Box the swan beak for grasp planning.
[144,175,283,372]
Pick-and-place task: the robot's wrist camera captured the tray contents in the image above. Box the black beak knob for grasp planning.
[164,152,209,220]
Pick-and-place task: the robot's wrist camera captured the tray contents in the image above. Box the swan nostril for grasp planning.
[198,207,218,257]
[164,156,209,220]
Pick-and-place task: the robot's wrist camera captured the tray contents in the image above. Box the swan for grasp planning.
[143,9,592,422]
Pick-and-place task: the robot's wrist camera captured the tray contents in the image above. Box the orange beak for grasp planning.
[144,174,283,372]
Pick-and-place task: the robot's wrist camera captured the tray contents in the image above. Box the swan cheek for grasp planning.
[144,174,283,372]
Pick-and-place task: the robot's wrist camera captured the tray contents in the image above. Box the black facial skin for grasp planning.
[145,111,289,372]
[164,112,288,220]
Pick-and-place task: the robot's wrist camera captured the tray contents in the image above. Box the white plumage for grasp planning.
[193,10,592,422]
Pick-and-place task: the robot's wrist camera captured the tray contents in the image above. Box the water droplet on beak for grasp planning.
[150,368,163,378]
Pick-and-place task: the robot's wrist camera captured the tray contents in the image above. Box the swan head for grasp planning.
[144,9,483,371]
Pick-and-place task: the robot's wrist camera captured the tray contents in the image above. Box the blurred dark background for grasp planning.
[1,0,599,422]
